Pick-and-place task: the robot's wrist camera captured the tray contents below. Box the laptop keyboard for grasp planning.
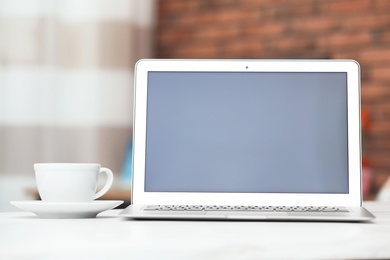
[144,205,349,212]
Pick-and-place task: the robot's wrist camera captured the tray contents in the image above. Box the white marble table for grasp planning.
[1,202,390,259]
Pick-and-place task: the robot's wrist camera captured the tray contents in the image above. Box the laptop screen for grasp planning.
[144,71,349,194]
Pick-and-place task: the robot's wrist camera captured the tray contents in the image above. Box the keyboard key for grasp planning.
[144,205,160,210]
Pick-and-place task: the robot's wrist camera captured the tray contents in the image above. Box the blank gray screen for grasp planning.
[145,72,349,193]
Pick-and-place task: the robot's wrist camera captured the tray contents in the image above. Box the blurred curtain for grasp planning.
[0,0,155,177]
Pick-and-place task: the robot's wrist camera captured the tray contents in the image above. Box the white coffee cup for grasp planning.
[34,163,114,203]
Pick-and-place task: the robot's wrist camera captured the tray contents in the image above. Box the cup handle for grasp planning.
[94,167,114,200]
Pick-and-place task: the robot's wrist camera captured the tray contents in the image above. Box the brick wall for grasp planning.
[156,0,390,197]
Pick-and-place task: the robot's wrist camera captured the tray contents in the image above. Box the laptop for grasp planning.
[120,59,375,222]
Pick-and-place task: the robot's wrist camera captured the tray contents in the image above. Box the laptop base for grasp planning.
[120,205,375,222]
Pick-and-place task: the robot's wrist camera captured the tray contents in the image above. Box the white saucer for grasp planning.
[10,200,124,219]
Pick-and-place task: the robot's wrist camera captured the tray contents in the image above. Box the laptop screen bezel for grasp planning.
[132,59,361,207]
